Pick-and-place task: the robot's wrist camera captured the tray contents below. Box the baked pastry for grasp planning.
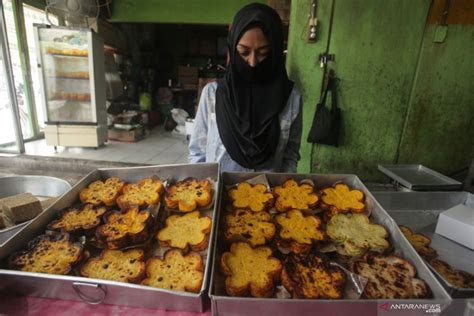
[320,183,365,217]
[47,204,107,234]
[351,252,430,299]
[80,248,145,283]
[9,233,83,275]
[141,249,204,293]
[156,211,212,251]
[224,209,275,247]
[96,206,153,249]
[228,182,274,212]
[430,259,474,289]
[275,209,325,253]
[399,225,437,260]
[281,253,346,299]
[79,177,125,206]
[164,178,212,212]
[116,178,164,209]
[326,213,389,256]
[220,242,282,297]
[273,179,319,212]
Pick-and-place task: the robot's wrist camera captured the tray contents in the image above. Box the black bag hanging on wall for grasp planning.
[307,70,341,146]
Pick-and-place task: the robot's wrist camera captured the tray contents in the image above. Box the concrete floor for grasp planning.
[15,126,189,166]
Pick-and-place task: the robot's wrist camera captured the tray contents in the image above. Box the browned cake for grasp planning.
[430,259,474,289]
[47,204,107,234]
[116,178,164,209]
[164,178,212,212]
[351,252,430,299]
[80,248,145,283]
[220,242,282,298]
[273,179,319,212]
[141,249,204,293]
[399,225,438,260]
[281,253,346,299]
[224,209,275,247]
[9,233,83,275]
[227,182,274,212]
[320,183,365,217]
[96,206,153,249]
[156,211,212,251]
[79,177,125,206]
[326,213,390,257]
[275,209,325,253]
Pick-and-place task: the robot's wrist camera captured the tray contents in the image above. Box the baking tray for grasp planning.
[0,163,219,312]
[209,172,451,316]
[373,191,474,298]
[378,164,462,191]
[0,176,72,246]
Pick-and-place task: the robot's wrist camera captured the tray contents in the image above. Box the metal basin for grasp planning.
[0,175,71,245]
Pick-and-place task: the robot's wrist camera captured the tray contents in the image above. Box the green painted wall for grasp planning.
[287,0,473,180]
[110,0,265,24]
[286,0,331,173]
[398,24,474,174]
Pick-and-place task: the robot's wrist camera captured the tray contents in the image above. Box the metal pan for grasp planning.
[0,163,219,312]
[373,191,474,298]
[378,164,462,191]
[209,172,451,316]
[0,176,72,246]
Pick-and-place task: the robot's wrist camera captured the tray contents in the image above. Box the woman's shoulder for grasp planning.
[203,81,219,95]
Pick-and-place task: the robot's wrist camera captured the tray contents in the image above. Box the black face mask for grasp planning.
[235,53,273,83]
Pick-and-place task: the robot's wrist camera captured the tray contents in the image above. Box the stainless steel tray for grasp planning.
[373,191,474,298]
[378,164,462,191]
[0,176,72,246]
[0,163,219,312]
[209,173,451,316]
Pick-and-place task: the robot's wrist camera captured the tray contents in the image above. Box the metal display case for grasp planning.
[0,163,219,312]
[34,25,107,148]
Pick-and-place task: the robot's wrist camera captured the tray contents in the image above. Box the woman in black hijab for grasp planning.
[189,3,302,172]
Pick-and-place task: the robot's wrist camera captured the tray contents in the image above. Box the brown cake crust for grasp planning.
[47,204,107,235]
[224,209,275,247]
[399,225,438,260]
[9,233,83,275]
[281,253,346,299]
[351,252,430,299]
[220,242,282,298]
[429,259,474,289]
[96,206,153,249]
[116,178,164,209]
[156,211,212,252]
[141,249,204,293]
[164,178,212,212]
[80,248,146,283]
[79,177,125,206]
[326,213,389,257]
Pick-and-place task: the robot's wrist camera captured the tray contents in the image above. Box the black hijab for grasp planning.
[215,3,294,169]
